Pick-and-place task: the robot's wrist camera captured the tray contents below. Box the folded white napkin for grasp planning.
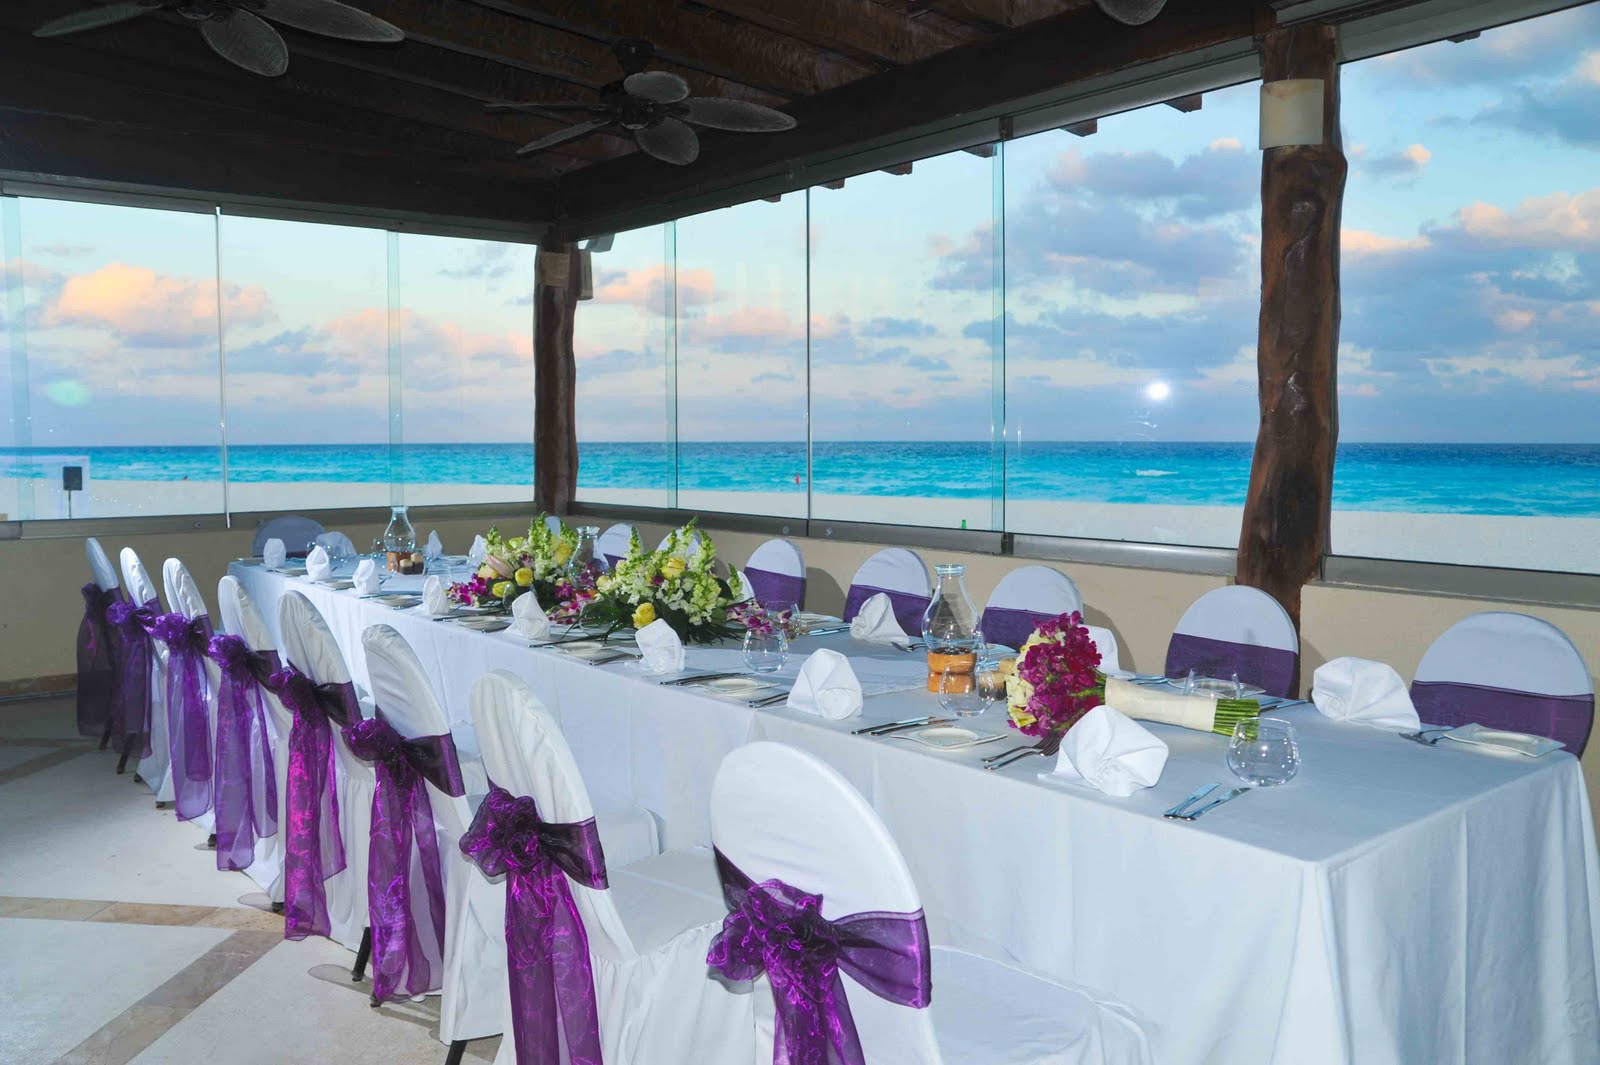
[468,535,488,564]
[1103,676,1218,733]
[511,592,550,641]
[636,619,685,675]
[1046,705,1168,797]
[786,649,864,720]
[1312,657,1420,731]
[262,538,286,569]
[352,559,380,595]
[424,530,443,560]
[850,593,911,646]
[305,545,332,582]
[422,575,451,617]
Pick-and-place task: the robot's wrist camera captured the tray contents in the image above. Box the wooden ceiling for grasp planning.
[0,0,1266,236]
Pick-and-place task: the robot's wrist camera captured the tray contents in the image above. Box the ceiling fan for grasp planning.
[32,0,403,78]
[487,38,797,167]
[1094,0,1168,25]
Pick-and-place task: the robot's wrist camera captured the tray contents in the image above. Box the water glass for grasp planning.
[742,628,789,674]
[937,665,987,719]
[1227,718,1301,786]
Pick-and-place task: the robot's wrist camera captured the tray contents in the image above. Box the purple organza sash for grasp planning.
[106,596,157,758]
[77,583,118,738]
[1164,633,1297,698]
[271,666,359,941]
[979,605,1054,651]
[343,712,465,1005]
[842,585,932,638]
[151,612,216,822]
[1412,680,1595,756]
[459,784,608,1065]
[207,636,281,871]
[746,567,807,611]
[707,849,932,1065]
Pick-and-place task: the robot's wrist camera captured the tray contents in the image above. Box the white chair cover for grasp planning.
[711,742,1152,1065]
[163,558,222,834]
[121,547,173,802]
[1165,585,1299,697]
[743,539,807,609]
[544,515,565,535]
[278,591,375,951]
[361,624,497,1041]
[472,671,748,1065]
[251,515,325,556]
[597,523,636,568]
[980,565,1084,649]
[1087,626,1121,673]
[843,548,931,634]
[86,537,119,593]
[313,531,358,559]
[216,575,288,900]
[658,529,706,557]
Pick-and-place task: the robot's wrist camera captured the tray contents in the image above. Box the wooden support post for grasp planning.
[533,242,581,515]
[1236,23,1346,631]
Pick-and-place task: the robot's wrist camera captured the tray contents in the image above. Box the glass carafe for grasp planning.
[571,525,600,574]
[383,505,417,573]
[922,563,979,693]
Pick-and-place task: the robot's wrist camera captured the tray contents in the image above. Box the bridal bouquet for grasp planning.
[581,521,744,644]
[450,516,578,611]
[1005,611,1105,737]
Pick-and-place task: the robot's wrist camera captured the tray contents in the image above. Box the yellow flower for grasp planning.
[553,542,572,565]
[477,564,497,580]
[661,556,686,579]
[491,580,513,599]
[514,567,534,587]
[596,575,614,593]
[632,602,657,628]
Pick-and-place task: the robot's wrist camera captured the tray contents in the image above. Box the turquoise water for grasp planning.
[1,442,1597,516]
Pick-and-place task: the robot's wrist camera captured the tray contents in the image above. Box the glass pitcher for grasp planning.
[571,525,601,574]
[922,563,979,692]
[383,504,417,573]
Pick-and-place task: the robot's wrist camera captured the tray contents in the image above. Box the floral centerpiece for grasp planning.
[581,521,744,644]
[1004,611,1105,737]
[728,601,799,640]
[450,515,587,614]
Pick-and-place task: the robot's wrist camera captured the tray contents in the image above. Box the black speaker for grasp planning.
[62,465,83,492]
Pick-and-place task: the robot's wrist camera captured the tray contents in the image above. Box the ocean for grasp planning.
[2,441,1597,516]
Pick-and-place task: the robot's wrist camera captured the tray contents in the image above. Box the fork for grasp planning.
[983,732,1064,771]
[1401,728,1454,747]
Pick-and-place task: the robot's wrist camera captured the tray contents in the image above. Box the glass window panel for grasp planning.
[220,214,390,515]
[10,197,223,519]
[1,198,24,521]
[674,197,808,519]
[394,233,536,507]
[808,150,999,530]
[575,225,673,510]
[1001,83,1262,548]
[1335,6,1600,573]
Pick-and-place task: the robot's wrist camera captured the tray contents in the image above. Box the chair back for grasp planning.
[711,742,941,1065]
[1164,586,1298,697]
[360,624,473,836]
[278,591,374,783]
[743,539,807,609]
[1413,611,1595,754]
[86,537,120,593]
[313,531,358,559]
[596,523,635,569]
[980,565,1083,649]
[217,575,293,739]
[164,558,222,688]
[120,548,168,668]
[252,515,325,557]
[1087,626,1121,673]
[470,671,636,965]
[843,548,931,636]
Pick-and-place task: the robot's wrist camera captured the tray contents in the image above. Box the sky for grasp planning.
[3,2,1598,449]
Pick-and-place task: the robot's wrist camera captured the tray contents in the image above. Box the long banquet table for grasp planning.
[233,563,1600,1065]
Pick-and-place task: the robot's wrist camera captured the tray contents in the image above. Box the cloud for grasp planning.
[1369,6,1600,87]
[1046,141,1255,220]
[594,264,713,310]
[1453,190,1600,250]
[437,242,519,282]
[1474,51,1600,148]
[31,242,93,257]
[1364,143,1431,179]
[861,316,936,338]
[39,262,272,350]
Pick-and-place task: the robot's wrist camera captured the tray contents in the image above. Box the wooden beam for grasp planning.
[534,243,581,514]
[688,0,977,66]
[557,0,1257,232]
[923,0,1091,30]
[1064,119,1099,136]
[821,178,847,189]
[1236,23,1347,634]
[963,143,998,158]
[1164,92,1203,112]
[882,162,915,175]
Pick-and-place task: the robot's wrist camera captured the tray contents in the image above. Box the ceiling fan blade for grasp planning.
[624,70,690,104]
[635,118,700,165]
[1093,0,1167,25]
[486,101,608,114]
[256,0,403,42]
[517,120,609,156]
[200,10,289,77]
[34,2,155,37]
[681,97,796,132]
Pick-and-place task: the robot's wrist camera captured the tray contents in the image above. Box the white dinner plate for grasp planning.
[891,726,1008,751]
[691,675,786,701]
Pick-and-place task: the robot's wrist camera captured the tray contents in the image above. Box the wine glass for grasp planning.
[742,626,789,674]
[937,665,986,719]
[1227,718,1301,786]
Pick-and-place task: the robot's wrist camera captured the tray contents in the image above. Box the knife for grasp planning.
[1162,782,1221,819]
[869,718,953,737]
[660,671,747,686]
[852,716,930,736]
[1166,786,1251,821]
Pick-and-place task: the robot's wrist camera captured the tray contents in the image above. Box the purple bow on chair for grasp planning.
[207,635,281,872]
[271,665,359,941]
[458,785,608,1065]
[77,584,118,738]
[150,612,216,822]
[707,850,932,1065]
[106,596,158,757]
[343,712,465,1005]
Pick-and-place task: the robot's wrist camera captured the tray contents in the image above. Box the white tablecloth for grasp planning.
[234,563,1600,1065]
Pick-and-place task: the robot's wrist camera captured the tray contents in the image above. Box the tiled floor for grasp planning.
[0,697,499,1065]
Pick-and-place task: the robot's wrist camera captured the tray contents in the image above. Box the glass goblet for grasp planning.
[1227,718,1301,787]
[937,665,986,719]
[742,627,789,674]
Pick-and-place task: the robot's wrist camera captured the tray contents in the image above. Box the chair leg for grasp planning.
[115,731,138,775]
[98,720,113,751]
[443,1040,468,1065]
[271,901,284,914]
[206,833,217,849]
[351,926,372,982]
